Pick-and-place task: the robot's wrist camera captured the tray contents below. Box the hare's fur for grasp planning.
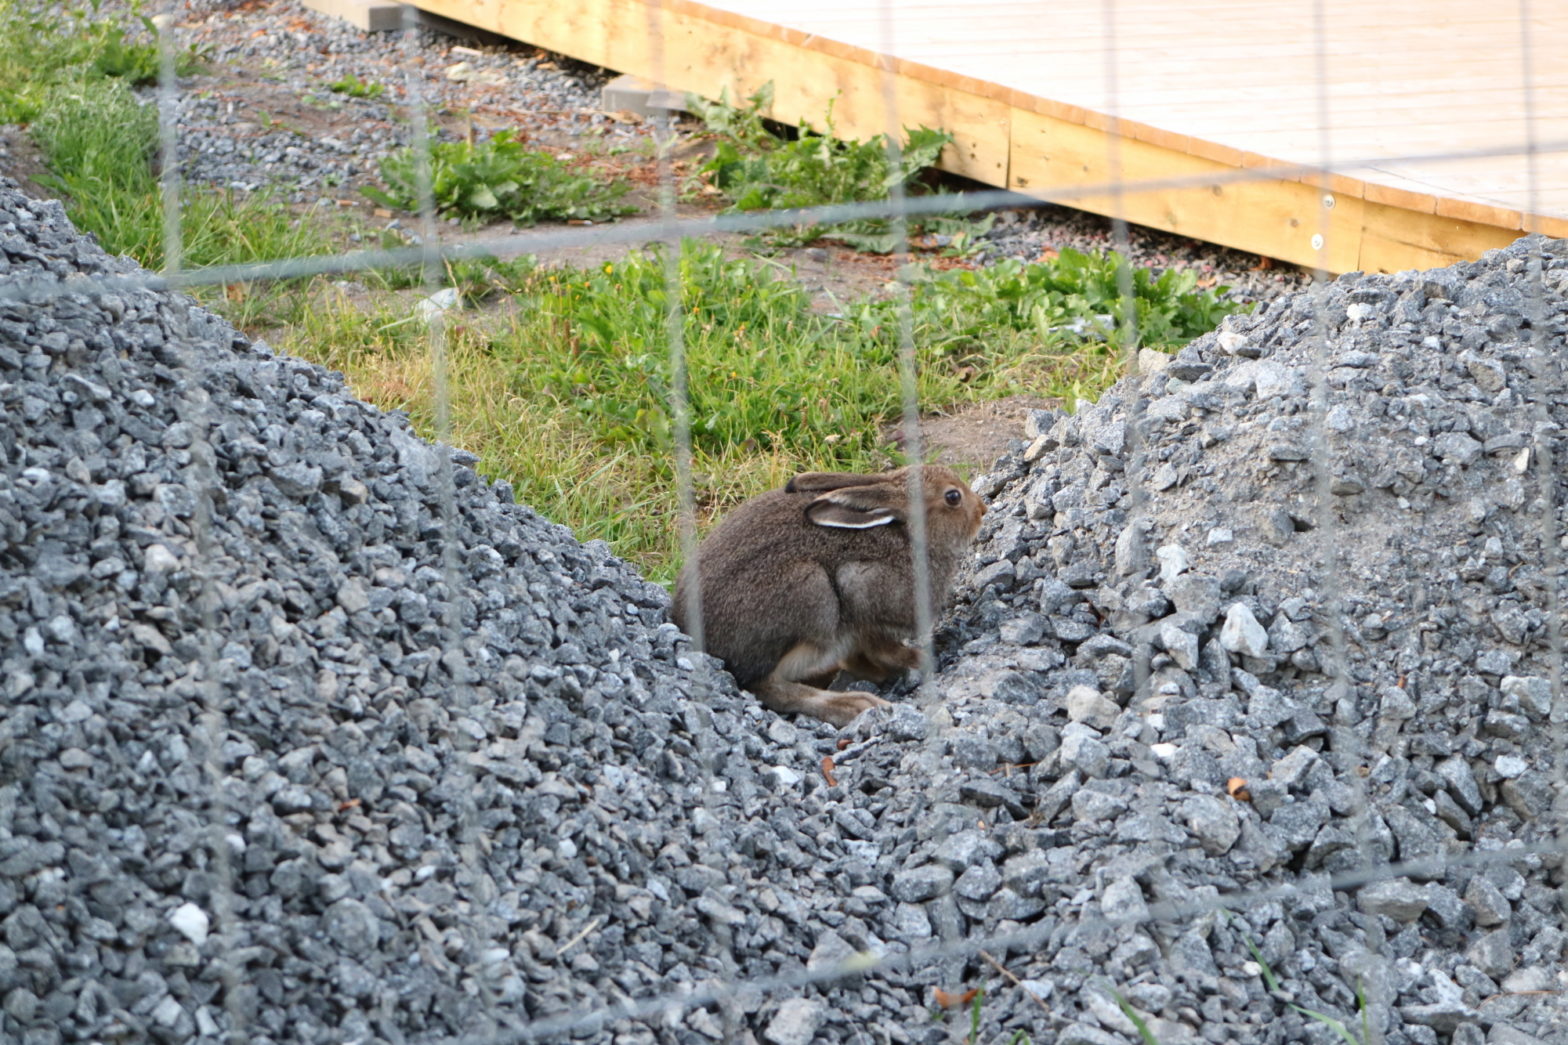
[673,465,985,727]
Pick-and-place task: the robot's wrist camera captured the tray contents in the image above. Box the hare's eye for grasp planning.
[944,488,962,507]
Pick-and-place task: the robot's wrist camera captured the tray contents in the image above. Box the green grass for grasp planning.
[1,1,1245,584]
[865,248,1243,356]
[688,82,981,253]
[5,12,346,323]
[278,239,1241,582]
[365,129,637,227]
[0,0,206,123]
[328,73,385,100]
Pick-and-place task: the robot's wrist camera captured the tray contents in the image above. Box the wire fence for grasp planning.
[6,0,1568,1042]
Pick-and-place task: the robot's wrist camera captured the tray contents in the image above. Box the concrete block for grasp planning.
[601,73,687,117]
[302,0,411,33]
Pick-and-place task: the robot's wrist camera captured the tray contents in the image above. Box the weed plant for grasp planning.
[327,73,385,100]
[367,130,636,227]
[688,83,978,252]
[861,248,1242,357]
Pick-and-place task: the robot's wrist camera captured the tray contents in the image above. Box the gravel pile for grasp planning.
[5,11,1568,1045]
[0,185,886,1045]
[914,235,1568,1041]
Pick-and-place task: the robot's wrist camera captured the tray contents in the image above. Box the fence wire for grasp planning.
[8,1,1568,1043]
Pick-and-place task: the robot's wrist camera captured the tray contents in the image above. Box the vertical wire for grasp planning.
[864,21,939,695]
[153,7,244,1038]
[399,3,505,1029]
[1513,0,1568,879]
[638,1,740,1032]
[1301,2,1385,1040]
[1098,0,1150,710]
[870,0,964,1007]
[155,8,182,277]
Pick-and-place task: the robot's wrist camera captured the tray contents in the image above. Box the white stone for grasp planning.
[1220,603,1269,657]
[1065,685,1119,729]
[1137,348,1171,374]
[152,997,185,1028]
[1494,755,1528,779]
[1217,331,1250,355]
[766,765,801,788]
[168,902,210,946]
[1155,544,1189,584]
[417,286,461,324]
[144,544,181,573]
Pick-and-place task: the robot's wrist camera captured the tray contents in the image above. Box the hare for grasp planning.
[673,465,986,727]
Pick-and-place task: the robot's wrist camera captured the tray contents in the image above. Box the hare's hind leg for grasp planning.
[753,676,891,728]
[753,640,890,727]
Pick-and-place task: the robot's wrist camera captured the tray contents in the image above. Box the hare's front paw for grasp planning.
[817,691,892,729]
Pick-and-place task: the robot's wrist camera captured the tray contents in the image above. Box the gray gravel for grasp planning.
[5,175,1568,1044]
[3,3,1568,1044]
[0,184,814,1045]
[930,235,1568,1041]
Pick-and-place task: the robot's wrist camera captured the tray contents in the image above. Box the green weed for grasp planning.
[1227,911,1372,1045]
[328,73,385,100]
[688,82,975,253]
[861,248,1245,357]
[366,129,636,227]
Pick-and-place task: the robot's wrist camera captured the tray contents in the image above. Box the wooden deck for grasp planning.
[406,0,1568,273]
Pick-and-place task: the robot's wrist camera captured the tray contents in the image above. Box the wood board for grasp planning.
[404,0,1568,272]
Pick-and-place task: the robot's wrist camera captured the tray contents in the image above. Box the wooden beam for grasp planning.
[1008,107,1365,273]
[402,0,1563,275]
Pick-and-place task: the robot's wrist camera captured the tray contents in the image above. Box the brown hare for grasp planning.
[673,465,986,727]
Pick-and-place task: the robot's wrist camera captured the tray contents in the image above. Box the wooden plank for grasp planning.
[405,0,1567,273]
[1357,200,1523,273]
[1008,107,1364,272]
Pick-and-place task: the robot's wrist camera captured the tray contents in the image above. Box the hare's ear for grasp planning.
[805,483,907,530]
[786,471,892,494]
